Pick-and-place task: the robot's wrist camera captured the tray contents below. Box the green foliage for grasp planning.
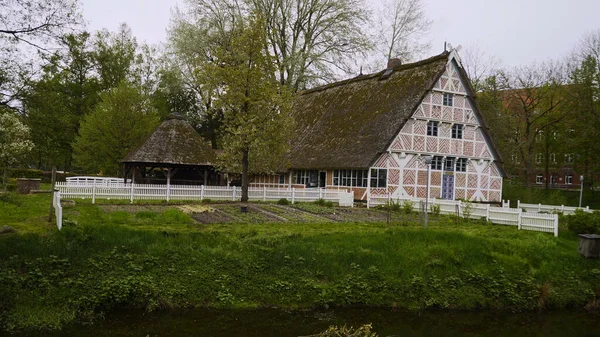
[73,82,159,176]
[2,194,600,332]
[317,324,377,337]
[314,199,334,208]
[430,203,441,216]
[7,168,42,179]
[502,183,568,206]
[402,200,415,214]
[563,209,600,234]
[277,198,290,205]
[207,15,293,182]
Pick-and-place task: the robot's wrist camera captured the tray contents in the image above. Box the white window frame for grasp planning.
[370,169,387,188]
[443,93,454,106]
[431,156,443,170]
[565,153,574,164]
[566,174,573,185]
[427,121,438,137]
[456,158,468,172]
[444,157,455,172]
[536,174,543,184]
[535,153,542,164]
[451,124,463,139]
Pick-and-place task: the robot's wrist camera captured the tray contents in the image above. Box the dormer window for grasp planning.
[427,121,438,136]
[443,93,454,106]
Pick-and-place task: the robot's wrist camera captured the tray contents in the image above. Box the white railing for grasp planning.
[55,183,354,207]
[504,200,592,215]
[368,194,558,236]
[53,191,63,230]
[66,176,130,186]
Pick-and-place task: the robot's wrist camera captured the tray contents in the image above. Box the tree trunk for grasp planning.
[241,148,249,202]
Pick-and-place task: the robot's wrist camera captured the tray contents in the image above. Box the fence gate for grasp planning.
[442,174,454,200]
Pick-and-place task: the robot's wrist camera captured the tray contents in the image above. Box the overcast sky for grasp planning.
[81,0,600,68]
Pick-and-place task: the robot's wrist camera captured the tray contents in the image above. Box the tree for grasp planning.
[93,24,139,90]
[461,43,501,92]
[73,82,159,176]
[372,0,431,65]
[207,15,292,202]
[23,32,100,170]
[0,109,34,191]
[171,0,371,91]
[0,0,82,109]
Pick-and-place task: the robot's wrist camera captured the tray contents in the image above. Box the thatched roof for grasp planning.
[122,114,216,167]
[289,52,450,169]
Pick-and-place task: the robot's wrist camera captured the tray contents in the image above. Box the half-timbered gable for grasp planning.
[252,49,505,202]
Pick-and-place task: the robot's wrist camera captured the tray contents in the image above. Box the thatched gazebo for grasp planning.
[121,114,219,186]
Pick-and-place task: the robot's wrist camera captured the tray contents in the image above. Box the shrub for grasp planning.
[430,204,441,216]
[564,209,600,234]
[317,324,377,337]
[8,168,42,179]
[314,198,334,207]
[277,198,290,205]
[401,200,414,214]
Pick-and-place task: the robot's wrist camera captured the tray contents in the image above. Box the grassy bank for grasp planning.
[1,193,599,332]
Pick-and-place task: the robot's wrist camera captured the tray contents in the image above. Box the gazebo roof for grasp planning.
[122,114,216,167]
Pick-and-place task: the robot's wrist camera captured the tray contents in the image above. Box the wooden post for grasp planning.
[204,168,208,186]
[517,209,522,230]
[92,184,96,204]
[292,187,295,204]
[48,166,56,222]
[130,183,134,204]
[263,186,266,202]
[232,186,236,201]
[366,168,372,208]
[485,204,490,222]
[554,214,559,237]
[200,185,205,201]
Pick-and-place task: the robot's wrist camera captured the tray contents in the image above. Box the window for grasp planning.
[443,93,454,106]
[566,174,573,185]
[333,170,368,187]
[565,153,574,164]
[427,121,438,136]
[370,169,387,188]
[431,156,443,170]
[456,158,468,172]
[452,124,463,139]
[444,157,455,171]
[279,174,285,184]
[536,174,543,184]
[511,154,520,164]
[549,153,556,164]
[295,170,311,185]
[535,153,542,164]
[535,129,544,142]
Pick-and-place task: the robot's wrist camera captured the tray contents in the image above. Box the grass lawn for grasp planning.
[1,192,599,332]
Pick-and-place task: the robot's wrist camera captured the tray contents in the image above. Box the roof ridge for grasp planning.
[299,51,450,95]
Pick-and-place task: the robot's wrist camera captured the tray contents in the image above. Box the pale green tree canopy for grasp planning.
[206,14,293,201]
[73,82,160,176]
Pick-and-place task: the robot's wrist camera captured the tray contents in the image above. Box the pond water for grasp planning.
[15,308,600,337]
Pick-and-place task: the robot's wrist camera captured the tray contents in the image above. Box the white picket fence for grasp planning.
[503,200,593,215]
[66,176,130,186]
[55,182,354,207]
[368,195,558,236]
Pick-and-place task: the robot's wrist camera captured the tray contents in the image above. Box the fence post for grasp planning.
[92,184,96,204]
[554,214,559,237]
[486,204,490,221]
[538,203,541,212]
[200,185,204,201]
[232,186,236,201]
[561,205,564,213]
[166,184,171,203]
[263,186,267,202]
[292,188,295,204]
[517,200,520,210]
[319,188,323,200]
[130,183,134,204]
[517,209,522,230]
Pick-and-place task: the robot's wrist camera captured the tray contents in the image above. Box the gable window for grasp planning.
[370,169,387,188]
[443,93,454,106]
[427,121,438,136]
[451,124,463,139]
[431,156,443,170]
[549,153,556,164]
[535,153,542,164]
[536,174,543,184]
[444,157,455,171]
[456,158,468,172]
[566,174,573,185]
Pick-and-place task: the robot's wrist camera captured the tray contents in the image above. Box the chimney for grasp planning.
[387,58,402,69]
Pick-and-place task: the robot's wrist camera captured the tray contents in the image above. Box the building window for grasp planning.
[451,124,463,139]
[443,93,454,106]
[535,153,542,164]
[456,158,468,172]
[333,170,368,187]
[511,154,520,164]
[427,121,438,136]
[566,174,573,185]
[536,174,543,184]
[370,169,387,188]
[444,157,455,171]
[565,153,574,164]
[549,153,556,164]
[431,156,443,170]
[535,129,544,142]
[279,174,285,184]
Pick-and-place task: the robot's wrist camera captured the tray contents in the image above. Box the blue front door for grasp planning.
[442,174,454,200]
